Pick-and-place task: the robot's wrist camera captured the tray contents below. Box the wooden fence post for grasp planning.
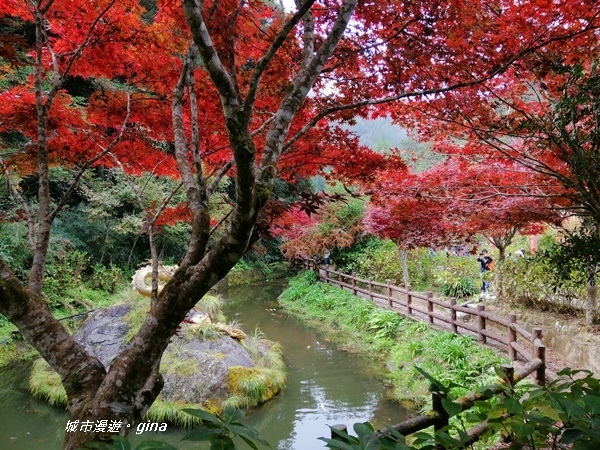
[351,273,357,295]
[533,328,546,385]
[500,364,515,386]
[477,304,486,344]
[450,298,457,333]
[338,270,343,286]
[508,314,517,361]
[368,277,374,301]
[427,291,434,324]
[407,285,412,315]
[387,280,393,307]
[324,264,330,283]
[432,390,449,449]
[330,424,348,442]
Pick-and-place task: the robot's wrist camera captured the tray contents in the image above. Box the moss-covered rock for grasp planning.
[29,302,286,426]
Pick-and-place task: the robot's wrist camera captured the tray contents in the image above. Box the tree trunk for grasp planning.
[586,265,598,326]
[497,245,506,262]
[399,247,410,288]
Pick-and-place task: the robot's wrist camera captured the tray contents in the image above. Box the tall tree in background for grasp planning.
[1,0,600,448]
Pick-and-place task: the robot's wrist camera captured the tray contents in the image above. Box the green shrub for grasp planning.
[367,309,402,340]
[43,247,89,307]
[438,277,479,298]
[498,256,586,312]
[90,264,125,293]
[0,222,32,278]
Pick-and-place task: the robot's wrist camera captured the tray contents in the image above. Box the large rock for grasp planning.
[74,303,134,367]
[71,303,272,407]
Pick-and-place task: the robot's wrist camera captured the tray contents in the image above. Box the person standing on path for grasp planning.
[477,249,494,295]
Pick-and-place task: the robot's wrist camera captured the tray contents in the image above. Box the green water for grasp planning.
[0,280,412,449]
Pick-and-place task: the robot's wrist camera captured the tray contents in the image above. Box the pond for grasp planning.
[0,280,413,449]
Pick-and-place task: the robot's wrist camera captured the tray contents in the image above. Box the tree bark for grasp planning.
[586,264,598,326]
[398,245,410,288]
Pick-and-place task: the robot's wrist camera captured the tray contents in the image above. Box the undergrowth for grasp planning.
[279,271,507,407]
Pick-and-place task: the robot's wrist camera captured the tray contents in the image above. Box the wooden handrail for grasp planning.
[297,258,546,381]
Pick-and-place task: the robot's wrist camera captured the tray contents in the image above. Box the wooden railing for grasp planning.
[297,258,546,385]
[294,258,549,446]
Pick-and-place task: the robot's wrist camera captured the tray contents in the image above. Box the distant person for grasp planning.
[477,249,494,294]
[323,249,331,266]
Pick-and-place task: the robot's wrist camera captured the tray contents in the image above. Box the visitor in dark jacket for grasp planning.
[477,249,493,293]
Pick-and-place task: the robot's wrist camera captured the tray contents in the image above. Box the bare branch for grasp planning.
[243,0,319,119]
[207,160,234,195]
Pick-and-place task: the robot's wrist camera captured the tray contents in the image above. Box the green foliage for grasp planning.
[90,264,126,293]
[438,278,478,299]
[434,257,480,298]
[540,227,600,284]
[43,245,89,306]
[367,309,402,340]
[433,368,600,449]
[52,168,191,270]
[318,367,600,449]
[387,326,503,404]
[320,422,410,449]
[183,407,271,449]
[498,253,586,312]
[0,222,31,278]
[84,436,178,449]
[28,359,68,407]
[334,237,476,294]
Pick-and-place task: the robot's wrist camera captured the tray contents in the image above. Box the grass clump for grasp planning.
[28,359,68,407]
[279,271,507,407]
[224,330,287,409]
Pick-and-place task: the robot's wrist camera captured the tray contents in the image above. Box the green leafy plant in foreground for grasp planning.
[84,408,270,450]
[182,407,271,449]
[461,367,600,449]
[320,422,410,450]
[83,436,179,450]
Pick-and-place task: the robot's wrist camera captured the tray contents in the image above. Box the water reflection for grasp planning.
[222,281,412,448]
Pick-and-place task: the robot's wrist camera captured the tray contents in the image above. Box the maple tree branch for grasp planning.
[251,115,276,137]
[40,0,118,106]
[107,152,184,303]
[207,160,234,196]
[243,0,318,119]
[48,93,132,225]
[38,0,55,14]
[225,0,246,101]
[283,19,600,152]
[172,45,211,266]
[183,0,242,114]
[260,0,359,182]
[186,45,206,188]
[210,208,232,236]
[296,0,315,72]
